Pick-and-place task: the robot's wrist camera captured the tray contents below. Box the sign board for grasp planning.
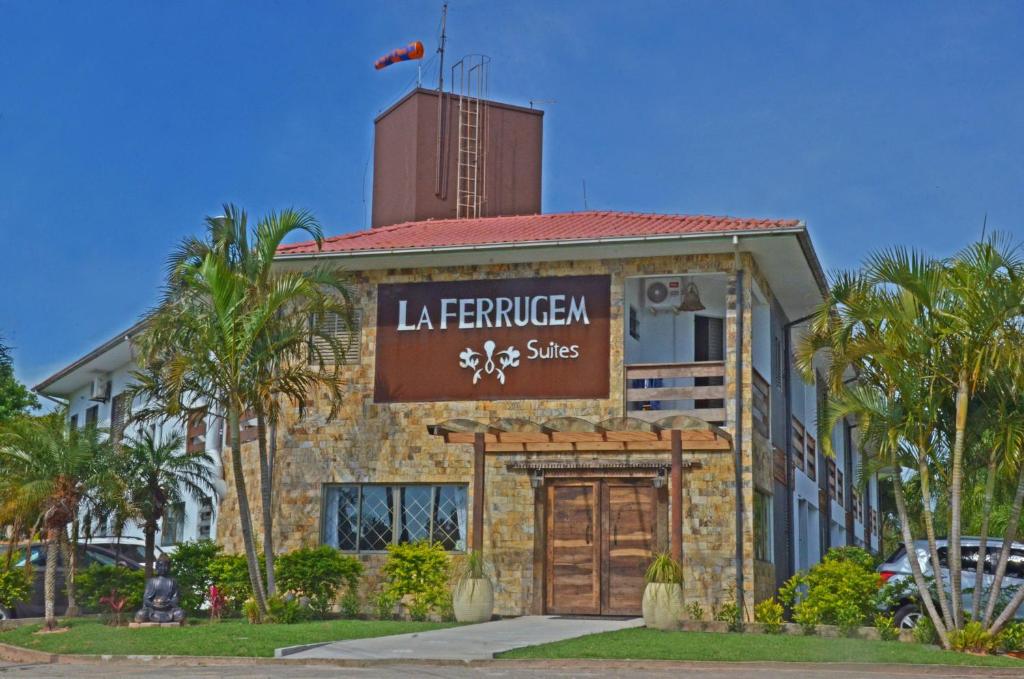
[374,275,611,402]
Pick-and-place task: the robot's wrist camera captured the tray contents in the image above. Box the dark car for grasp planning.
[0,543,143,620]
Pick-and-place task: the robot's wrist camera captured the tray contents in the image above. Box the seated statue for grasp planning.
[135,554,185,624]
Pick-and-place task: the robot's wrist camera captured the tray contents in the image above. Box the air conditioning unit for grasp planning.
[642,277,683,312]
[89,376,111,402]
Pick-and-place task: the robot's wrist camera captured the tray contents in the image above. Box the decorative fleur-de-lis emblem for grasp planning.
[459,340,520,384]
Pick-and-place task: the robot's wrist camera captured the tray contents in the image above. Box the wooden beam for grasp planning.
[671,429,683,563]
[473,432,485,554]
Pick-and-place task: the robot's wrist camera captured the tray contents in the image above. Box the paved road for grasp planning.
[3,661,1024,678]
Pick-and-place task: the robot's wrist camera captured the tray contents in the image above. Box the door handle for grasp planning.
[585,522,592,545]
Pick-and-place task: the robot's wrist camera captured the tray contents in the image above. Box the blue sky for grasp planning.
[2,1,1022,389]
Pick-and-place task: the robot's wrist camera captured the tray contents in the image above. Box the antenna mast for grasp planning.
[434,1,450,198]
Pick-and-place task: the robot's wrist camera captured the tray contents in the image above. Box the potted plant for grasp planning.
[452,550,493,623]
[643,552,684,631]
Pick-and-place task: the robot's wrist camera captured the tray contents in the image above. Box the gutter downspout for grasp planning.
[732,237,746,618]
[783,312,815,581]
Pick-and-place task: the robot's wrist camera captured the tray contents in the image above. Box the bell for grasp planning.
[678,281,705,311]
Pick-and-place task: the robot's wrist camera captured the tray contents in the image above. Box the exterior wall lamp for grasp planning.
[530,469,544,489]
[678,281,706,312]
[652,467,668,489]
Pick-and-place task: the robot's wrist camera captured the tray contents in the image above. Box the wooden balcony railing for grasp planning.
[752,369,770,440]
[625,361,726,424]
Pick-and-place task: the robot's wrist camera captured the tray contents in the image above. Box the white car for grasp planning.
[878,538,1024,629]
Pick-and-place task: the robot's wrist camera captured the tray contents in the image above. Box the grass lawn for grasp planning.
[0,617,455,658]
[498,628,1024,668]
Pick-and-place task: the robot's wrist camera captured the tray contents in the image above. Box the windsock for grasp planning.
[374,41,425,70]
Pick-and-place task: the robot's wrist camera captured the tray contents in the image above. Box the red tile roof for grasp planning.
[276,211,802,256]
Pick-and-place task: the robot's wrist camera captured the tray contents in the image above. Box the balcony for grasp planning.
[625,360,726,423]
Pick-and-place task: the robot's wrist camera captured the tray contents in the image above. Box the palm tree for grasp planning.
[0,412,112,629]
[116,429,216,578]
[131,205,353,614]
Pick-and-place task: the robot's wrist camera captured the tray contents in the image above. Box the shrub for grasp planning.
[1000,621,1024,652]
[170,540,222,615]
[208,585,227,622]
[375,587,399,621]
[76,565,145,612]
[644,553,683,584]
[382,541,450,615]
[98,589,129,626]
[276,546,362,618]
[874,613,898,641]
[715,599,743,632]
[208,553,265,610]
[338,587,361,619]
[779,555,881,630]
[686,600,706,621]
[913,614,939,645]
[754,597,784,634]
[266,594,310,624]
[0,567,32,612]
[242,597,261,624]
[794,601,821,635]
[949,621,998,655]
[823,546,878,571]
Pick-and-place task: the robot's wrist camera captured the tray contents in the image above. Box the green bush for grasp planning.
[913,614,939,645]
[170,540,222,615]
[644,553,683,584]
[715,599,743,632]
[276,546,363,618]
[779,553,881,630]
[266,594,311,624]
[794,601,821,635]
[338,587,361,619]
[949,620,998,654]
[242,596,261,624]
[381,541,450,615]
[208,553,265,609]
[686,600,706,621]
[754,597,784,633]
[1000,621,1024,652]
[874,612,899,641]
[76,565,145,612]
[823,546,878,571]
[0,567,32,612]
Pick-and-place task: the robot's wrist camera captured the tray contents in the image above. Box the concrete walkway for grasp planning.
[278,615,643,661]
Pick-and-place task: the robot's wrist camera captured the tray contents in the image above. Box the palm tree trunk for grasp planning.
[984,455,1024,627]
[229,407,268,614]
[894,474,950,648]
[144,518,157,580]
[917,458,954,630]
[948,373,970,629]
[971,450,998,621]
[60,521,79,618]
[255,408,276,597]
[44,527,59,630]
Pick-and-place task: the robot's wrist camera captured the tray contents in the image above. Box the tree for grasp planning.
[0,412,112,629]
[131,205,354,614]
[0,337,38,423]
[798,237,1024,648]
[116,429,216,578]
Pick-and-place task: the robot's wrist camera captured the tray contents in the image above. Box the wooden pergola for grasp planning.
[428,415,733,563]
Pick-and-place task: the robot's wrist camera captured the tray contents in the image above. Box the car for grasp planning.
[0,542,144,620]
[81,536,169,567]
[878,538,1024,629]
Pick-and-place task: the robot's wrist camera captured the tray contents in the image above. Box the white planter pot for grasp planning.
[453,577,494,624]
[642,582,684,631]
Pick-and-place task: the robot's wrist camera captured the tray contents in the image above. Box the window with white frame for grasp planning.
[754,490,774,563]
[322,484,467,553]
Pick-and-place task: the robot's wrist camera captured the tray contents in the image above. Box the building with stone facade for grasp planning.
[34,88,880,618]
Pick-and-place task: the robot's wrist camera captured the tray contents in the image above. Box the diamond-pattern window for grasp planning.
[322,484,467,553]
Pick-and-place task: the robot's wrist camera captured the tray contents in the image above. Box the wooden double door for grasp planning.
[545,479,658,616]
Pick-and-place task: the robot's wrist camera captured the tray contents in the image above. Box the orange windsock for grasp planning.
[374,41,425,70]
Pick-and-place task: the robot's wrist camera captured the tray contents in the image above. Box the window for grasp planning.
[322,484,467,553]
[197,496,214,540]
[628,305,640,340]
[85,405,99,428]
[186,409,208,455]
[161,502,186,546]
[754,490,773,563]
[310,308,362,365]
[110,392,129,448]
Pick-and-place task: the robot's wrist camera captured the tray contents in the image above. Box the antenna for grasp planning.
[434,2,450,198]
[436,2,448,92]
[981,212,988,240]
[582,180,589,210]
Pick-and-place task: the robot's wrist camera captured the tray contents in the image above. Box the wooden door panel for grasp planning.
[602,483,657,615]
[547,482,600,615]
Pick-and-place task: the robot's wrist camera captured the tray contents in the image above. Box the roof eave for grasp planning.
[33,318,147,395]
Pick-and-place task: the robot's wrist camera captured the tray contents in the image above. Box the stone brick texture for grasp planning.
[216,253,776,617]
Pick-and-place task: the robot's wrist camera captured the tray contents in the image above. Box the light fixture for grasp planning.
[530,470,544,489]
[678,281,705,312]
[652,468,668,489]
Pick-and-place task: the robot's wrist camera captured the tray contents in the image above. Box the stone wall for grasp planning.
[216,252,766,615]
